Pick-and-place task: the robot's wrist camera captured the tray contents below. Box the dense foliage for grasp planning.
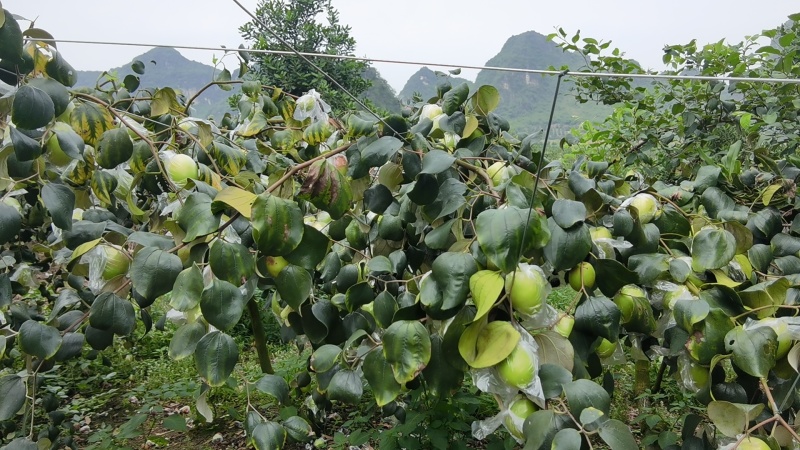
[5,5,800,450]
[551,16,800,183]
[239,0,370,113]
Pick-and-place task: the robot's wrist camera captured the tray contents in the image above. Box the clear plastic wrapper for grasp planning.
[85,244,129,294]
[677,353,708,394]
[470,323,545,443]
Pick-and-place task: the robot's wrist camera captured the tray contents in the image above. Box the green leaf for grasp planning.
[177,193,222,242]
[91,170,118,205]
[692,166,721,194]
[41,182,75,230]
[10,126,41,161]
[0,375,25,421]
[300,300,340,344]
[70,101,113,146]
[522,410,562,450]
[0,11,23,61]
[725,326,776,378]
[372,290,397,329]
[19,320,62,359]
[707,401,764,438]
[593,259,638,297]
[551,199,587,229]
[170,265,204,311]
[544,219,592,272]
[168,321,206,360]
[383,320,431,384]
[195,331,238,387]
[692,228,736,271]
[574,296,621,342]
[598,419,638,450]
[458,317,520,368]
[151,87,181,117]
[476,207,550,273]
[355,136,403,178]
[209,240,254,285]
[469,270,504,322]
[212,186,256,219]
[282,416,312,443]
[419,252,477,318]
[563,379,611,417]
[471,85,500,115]
[200,279,245,331]
[551,428,582,450]
[538,364,573,399]
[420,149,455,174]
[89,292,135,336]
[328,369,363,404]
[362,350,402,407]
[130,247,183,302]
[49,122,85,161]
[297,160,352,219]
[163,415,187,432]
[285,225,331,271]
[533,330,574,372]
[254,374,290,405]
[45,50,78,87]
[96,127,134,169]
[275,265,312,310]
[251,422,286,450]
[345,282,374,312]
[310,344,342,373]
[0,203,21,244]
[627,253,671,285]
[421,334,464,398]
[12,85,54,129]
[252,193,304,256]
[739,278,790,318]
[443,82,470,115]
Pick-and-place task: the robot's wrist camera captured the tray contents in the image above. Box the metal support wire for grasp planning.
[25,37,800,85]
[506,71,568,296]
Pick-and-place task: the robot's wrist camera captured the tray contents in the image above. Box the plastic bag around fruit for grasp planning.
[86,244,130,294]
[471,392,539,444]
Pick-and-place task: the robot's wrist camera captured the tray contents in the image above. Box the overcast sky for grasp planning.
[6,1,799,92]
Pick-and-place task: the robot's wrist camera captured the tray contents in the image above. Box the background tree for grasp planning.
[239,0,370,113]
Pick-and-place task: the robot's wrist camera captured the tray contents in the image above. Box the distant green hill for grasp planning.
[76,47,239,120]
[473,31,611,136]
[398,67,474,101]
[76,47,403,119]
[361,66,402,113]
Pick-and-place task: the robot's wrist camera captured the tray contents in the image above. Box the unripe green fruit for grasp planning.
[345,219,369,250]
[613,285,646,324]
[596,338,616,359]
[486,161,518,186]
[503,395,537,440]
[495,345,536,389]
[504,264,548,316]
[166,154,199,188]
[100,245,130,280]
[628,193,659,224]
[265,256,289,278]
[738,437,770,450]
[568,262,596,291]
[553,314,575,338]
[687,363,709,387]
[589,226,613,240]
